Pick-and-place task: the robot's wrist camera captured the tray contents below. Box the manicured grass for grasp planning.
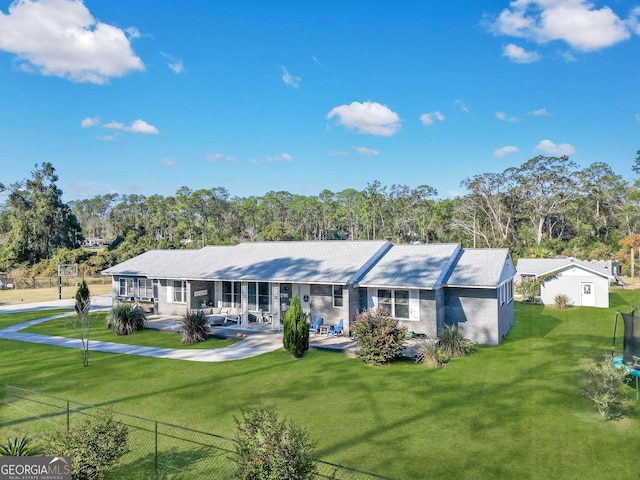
[0,309,72,328]
[0,283,112,305]
[21,312,239,350]
[1,289,639,479]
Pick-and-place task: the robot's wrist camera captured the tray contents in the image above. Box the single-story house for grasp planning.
[102,241,516,345]
[515,257,615,308]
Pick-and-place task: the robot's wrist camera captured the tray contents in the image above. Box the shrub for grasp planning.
[438,325,476,358]
[580,357,629,420]
[0,435,40,456]
[44,406,128,480]
[283,295,309,358]
[555,294,569,309]
[415,339,446,368]
[180,310,209,344]
[232,406,317,480]
[107,303,146,336]
[354,309,406,365]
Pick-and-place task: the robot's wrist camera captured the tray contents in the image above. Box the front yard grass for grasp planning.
[21,312,238,350]
[1,288,639,479]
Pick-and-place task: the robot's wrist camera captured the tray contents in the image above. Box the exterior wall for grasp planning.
[309,284,343,327]
[155,279,190,316]
[497,294,515,343]
[445,287,501,345]
[540,268,609,308]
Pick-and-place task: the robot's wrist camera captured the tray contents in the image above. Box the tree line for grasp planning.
[1,153,640,276]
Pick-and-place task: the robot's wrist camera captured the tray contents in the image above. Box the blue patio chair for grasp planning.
[309,316,323,335]
[327,319,344,337]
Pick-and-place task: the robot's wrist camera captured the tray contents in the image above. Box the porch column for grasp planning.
[241,282,249,326]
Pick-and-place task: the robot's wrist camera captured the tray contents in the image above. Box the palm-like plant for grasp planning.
[0,435,40,456]
[108,303,146,336]
[438,325,476,358]
[415,339,446,368]
[180,311,209,344]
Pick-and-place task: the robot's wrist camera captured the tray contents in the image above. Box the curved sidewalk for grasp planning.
[0,297,283,362]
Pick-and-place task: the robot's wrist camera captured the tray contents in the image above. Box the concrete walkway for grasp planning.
[0,296,357,362]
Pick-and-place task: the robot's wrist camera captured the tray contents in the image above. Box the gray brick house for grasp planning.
[102,241,516,345]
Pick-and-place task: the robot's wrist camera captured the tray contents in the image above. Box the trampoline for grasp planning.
[612,308,640,400]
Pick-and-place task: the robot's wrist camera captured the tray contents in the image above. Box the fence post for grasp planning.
[155,421,158,479]
[66,400,70,431]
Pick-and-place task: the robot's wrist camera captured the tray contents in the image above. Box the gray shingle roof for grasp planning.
[446,249,515,287]
[103,241,391,284]
[358,244,461,289]
[516,257,614,279]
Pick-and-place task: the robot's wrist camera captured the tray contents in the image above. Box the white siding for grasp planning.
[540,267,609,308]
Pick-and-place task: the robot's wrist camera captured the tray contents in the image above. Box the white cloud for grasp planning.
[161,52,184,74]
[454,99,470,113]
[496,111,518,122]
[535,138,576,155]
[635,113,640,123]
[492,0,631,52]
[419,111,445,126]
[207,153,223,162]
[250,152,294,164]
[353,146,380,156]
[503,43,542,63]
[161,158,177,167]
[327,101,401,136]
[281,66,300,88]
[104,119,159,134]
[530,107,550,116]
[81,116,100,128]
[493,145,520,158]
[0,0,144,84]
[96,134,116,141]
[327,150,349,156]
[312,56,322,66]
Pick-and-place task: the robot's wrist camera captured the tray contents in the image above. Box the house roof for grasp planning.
[103,241,517,289]
[102,241,391,284]
[516,257,615,280]
[445,249,516,287]
[357,244,461,289]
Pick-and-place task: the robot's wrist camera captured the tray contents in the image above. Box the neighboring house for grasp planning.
[102,241,516,345]
[516,257,615,308]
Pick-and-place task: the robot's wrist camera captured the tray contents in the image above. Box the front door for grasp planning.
[581,282,595,307]
[292,284,311,315]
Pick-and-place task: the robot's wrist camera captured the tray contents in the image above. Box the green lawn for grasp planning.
[21,312,239,350]
[1,290,639,479]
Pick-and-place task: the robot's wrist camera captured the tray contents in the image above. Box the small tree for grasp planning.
[517,273,557,303]
[72,280,92,367]
[107,303,146,336]
[283,295,309,358]
[354,309,406,365]
[232,406,317,480]
[44,406,128,480]
[180,310,209,344]
[580,357,629,420]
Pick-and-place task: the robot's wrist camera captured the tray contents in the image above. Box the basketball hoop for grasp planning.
[57,263,78,300]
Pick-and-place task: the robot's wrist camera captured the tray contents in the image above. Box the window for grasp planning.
[376,289,409,318]
[248,282,270,311]
[222,281,242,308]
[173,280,186,303]
[499,280,514,305]
[138,278,153,299]
[118,278,133,297]
[333,285,344,308]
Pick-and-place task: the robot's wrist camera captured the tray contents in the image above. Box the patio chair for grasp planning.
[225,307,242,324]
[309,316,323,335]
[327,319,344,337]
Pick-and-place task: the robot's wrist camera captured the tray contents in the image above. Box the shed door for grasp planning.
[581,282,595,307]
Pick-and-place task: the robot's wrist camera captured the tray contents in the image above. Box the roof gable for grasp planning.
[445,249,516,288]
[516,258,614,280]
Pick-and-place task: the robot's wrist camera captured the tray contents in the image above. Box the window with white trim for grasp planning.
[173,280,187,303]
[333,285,344,308]
[138,278,153,299]
[377,289,410,319]
[499,280,513,305]
[222,281,242,308]
[118,278,133,296]
[248,282,270,311]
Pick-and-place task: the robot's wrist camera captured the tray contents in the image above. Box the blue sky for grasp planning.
[0,0,639,201]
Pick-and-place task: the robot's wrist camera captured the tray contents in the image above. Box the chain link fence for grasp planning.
[1,386,394,480]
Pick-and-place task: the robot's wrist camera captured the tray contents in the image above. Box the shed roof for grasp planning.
[516,257,614,280]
